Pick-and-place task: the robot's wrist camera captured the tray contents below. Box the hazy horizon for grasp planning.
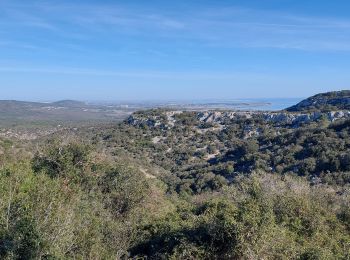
[0,97,307,104]
[0,86,345,102]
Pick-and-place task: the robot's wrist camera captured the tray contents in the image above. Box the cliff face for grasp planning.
[286,90,350,112]
[127,91,350,129]
[199,110,350,125]
[127,110,350,129]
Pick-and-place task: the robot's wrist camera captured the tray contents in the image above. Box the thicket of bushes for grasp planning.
[103,112,350,194]
[1,141,350,259]
[1,109,350,258]
[0,142,151,259]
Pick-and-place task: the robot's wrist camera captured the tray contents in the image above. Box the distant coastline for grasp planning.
[87,98,304,111]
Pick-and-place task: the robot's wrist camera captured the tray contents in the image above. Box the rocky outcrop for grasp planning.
[261,111,350,124]
[126,92,350,128]
[287,90,350,112]
[198,110,350,125]
[127,110,350,129]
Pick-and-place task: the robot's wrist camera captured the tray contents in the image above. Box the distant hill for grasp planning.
[0,100,85,109]
[0,100,131,127]
[0,100,45,116]
[286,90,350,112]
[52,100,87,107]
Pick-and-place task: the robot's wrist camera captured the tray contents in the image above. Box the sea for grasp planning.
[165,98,304,111]
[91,98,304,112]
[231,98,303,111]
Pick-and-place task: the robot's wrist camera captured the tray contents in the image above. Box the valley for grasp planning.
[2,1,349,258]
[1,90,350,259]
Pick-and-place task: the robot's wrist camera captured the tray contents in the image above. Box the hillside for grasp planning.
[101,107,350,194]
[1,92,350,259]
[287,90,350,112]
[0,100,132,128]
[51,100,87,107]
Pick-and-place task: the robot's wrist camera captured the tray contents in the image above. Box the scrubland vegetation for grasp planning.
[1,142,349,259]
[1,92,350,259]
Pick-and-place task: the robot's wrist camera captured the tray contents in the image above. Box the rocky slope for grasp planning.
[286,90,350,112]
[127,91,350,128]
[127,110,350,129]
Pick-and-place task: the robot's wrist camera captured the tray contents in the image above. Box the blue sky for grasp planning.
[1,0,350,101]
